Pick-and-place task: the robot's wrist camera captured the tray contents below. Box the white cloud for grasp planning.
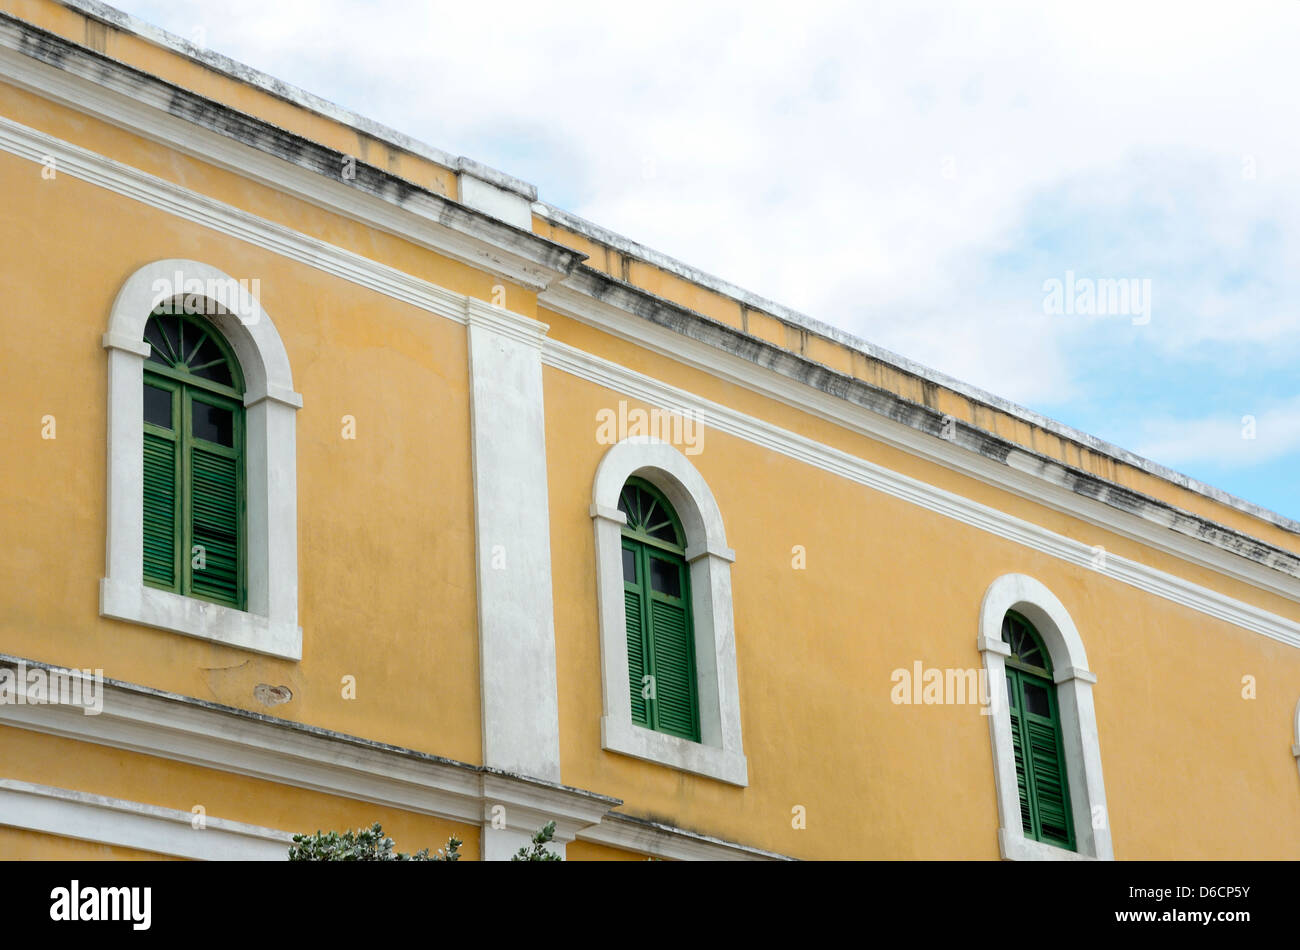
[1135,397,1300,470]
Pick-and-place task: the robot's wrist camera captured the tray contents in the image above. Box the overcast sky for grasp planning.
[111,0,1300,521]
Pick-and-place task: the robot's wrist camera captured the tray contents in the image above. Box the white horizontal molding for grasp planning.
[0,666,500,827]
[0,112,476,327]
[0,778,294,860]
[0,25,581,290]
[578,813,789,861]
[543,339,1300,651]
[538,283,1300,605]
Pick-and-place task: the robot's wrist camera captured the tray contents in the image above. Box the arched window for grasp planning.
[978,574,1112,860]
[102,260,302,660]
[619,477,699,741]
[1002,611,1074,851]
[141,307,245,609]
[590,438,747,786]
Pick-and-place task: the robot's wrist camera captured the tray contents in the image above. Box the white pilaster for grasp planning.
[466,299,563,788]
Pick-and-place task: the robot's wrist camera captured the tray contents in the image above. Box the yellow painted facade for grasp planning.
[0,0,1297,860]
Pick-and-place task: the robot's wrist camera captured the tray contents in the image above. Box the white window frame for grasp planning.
[978,573,1112,860]
[590,438,747,786]
[1292,698,1300,784]
[100,259,303,660]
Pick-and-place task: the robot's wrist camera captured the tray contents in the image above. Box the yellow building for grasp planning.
[1,0,1298,861]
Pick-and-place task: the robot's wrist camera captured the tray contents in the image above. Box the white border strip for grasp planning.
[0,778,294,860]
[0,112,473,325]
[577,815,787,861]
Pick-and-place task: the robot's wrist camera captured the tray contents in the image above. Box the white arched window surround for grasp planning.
[978,573,1113,860]
[100,259,303,660]
[590,438,748,786]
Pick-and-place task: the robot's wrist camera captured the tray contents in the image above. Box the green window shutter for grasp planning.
[647,592,698,740]
[617,478,700,743]
[1003,615,1076,851]
[624,586,650,726]
[1007,671,1033,836]
[189,444,240,606]
[142,430,179,588]
[1026,715,1073,847]
[141,309,246,610]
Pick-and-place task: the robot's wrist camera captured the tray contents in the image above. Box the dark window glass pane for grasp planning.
[144,318,173,365]
[193,401,234,446]
[191,360,233,387]
[1006,674,1017,709]
[187,336,233,386]
[649,557,681,598]
[622,548,637,584]
[1023,681,1051,717]
[143,384,172,428]
[648,519,679,544]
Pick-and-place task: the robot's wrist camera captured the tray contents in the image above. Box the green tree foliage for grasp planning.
[511,821,561,861]
[289,820,563,861]
[288,822,461,861]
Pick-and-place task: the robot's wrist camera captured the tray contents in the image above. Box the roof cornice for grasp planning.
[0,10,585,289]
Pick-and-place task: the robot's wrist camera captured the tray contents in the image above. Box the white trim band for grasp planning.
[0,778,294,860]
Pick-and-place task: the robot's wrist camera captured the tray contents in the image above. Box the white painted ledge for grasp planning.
[998,828,1099,862]
[602,716,748,787]
[100,578,302,660]
[0,778,294,860]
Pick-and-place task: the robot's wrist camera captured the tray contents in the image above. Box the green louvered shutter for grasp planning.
[1006,660,1076,850]
[1007,672,1033,836]
[624,548,650,726]
[142,430,179,588]
[618,479,700,742]
[189,444,240,605]
[647,554,697,740]
[1026,705,1073,847]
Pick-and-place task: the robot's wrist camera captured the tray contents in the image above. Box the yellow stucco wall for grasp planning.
[542,345,1300,859]
[0,98,486,764]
